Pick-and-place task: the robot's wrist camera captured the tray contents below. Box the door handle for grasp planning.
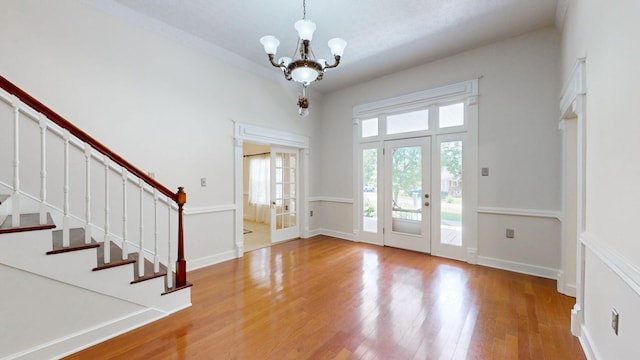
[425,194,429,198]
[424,202,430,207]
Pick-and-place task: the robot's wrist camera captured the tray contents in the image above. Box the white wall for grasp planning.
[0,264,144,359]
[0,0,322,268]
[318,27,562,276]
[561,0,640,358]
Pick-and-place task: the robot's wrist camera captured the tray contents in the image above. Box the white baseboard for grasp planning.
[307,228,354,241]
[579,324,598,360]
[9,308,166,360]
[306,229,323,237]
[187,250,236,271]
[477,255,560,280]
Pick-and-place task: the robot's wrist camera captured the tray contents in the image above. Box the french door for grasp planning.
[270,147,299,243]
[383,137,432,253]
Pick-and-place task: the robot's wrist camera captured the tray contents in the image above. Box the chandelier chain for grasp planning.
[303,0,306,19]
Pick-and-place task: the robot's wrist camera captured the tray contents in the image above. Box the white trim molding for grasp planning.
[477,206,561,220]
[581,232,640,296]
[353,79,479,118]
[308,228,355,242]
[183,204,236,216]
[477,256,560,280]
[235,122,309,149]
[6,308,167,360]
[560,58,587,340]
[560,58,587,118]
[308,196,353,204]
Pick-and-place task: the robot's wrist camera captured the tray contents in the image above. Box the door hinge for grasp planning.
[382,227,385,234]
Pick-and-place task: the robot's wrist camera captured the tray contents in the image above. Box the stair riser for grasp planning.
[0,230,55,256]
[0,195,11,225]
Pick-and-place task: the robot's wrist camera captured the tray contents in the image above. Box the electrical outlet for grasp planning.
[310,210,314,217]
[200,178,207,187]
[612,308,619,335]
[506,228,515,238]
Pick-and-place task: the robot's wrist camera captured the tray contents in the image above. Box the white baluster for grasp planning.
[153,187,159,273]
[62,130,70,247]
[84,145,92,244]
[11,100,21,228]
[121,169,128,260]
[167,197,173,289]
[39,116,47,225]
[138,178,144,277]
[103,156,110,264]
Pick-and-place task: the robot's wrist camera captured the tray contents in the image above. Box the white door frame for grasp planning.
[352,79,479,263]
[559,59,587,336]
[234,122,310,257]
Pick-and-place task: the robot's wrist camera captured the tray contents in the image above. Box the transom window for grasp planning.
[387,109,429,135]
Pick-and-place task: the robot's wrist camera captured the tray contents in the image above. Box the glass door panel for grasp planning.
[271,148,299,242]
[384,137,431,253]
[440,140,462,246]
[362,148,378,233]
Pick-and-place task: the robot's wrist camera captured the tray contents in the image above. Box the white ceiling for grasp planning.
[110,0,559,93]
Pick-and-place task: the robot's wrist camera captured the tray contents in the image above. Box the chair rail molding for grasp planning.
[477,206,561,220]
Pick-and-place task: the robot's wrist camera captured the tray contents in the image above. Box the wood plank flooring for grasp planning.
[66,236,585,359]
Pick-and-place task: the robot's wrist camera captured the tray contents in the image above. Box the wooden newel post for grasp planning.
[175,187,187,287]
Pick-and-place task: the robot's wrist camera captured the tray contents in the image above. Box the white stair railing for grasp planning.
[11,99,21,228]
[0,76,189,290]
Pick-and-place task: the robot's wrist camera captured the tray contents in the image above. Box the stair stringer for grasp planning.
[0,229,191,314]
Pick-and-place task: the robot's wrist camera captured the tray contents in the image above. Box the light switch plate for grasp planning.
[200,178,207,187]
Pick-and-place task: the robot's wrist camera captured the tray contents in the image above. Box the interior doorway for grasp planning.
[243,142,272,252]
[234,122,310,257]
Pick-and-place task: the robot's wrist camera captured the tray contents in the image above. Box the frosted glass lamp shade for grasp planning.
[294,19,316,40]
[328,38,347,56]
[291,67,319,84]
[260,36,280,54]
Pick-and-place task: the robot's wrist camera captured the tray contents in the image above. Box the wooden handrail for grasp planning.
[0,75,177,202]
[0,75,188,289]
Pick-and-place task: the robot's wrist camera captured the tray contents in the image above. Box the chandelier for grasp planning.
[259,0,346,116]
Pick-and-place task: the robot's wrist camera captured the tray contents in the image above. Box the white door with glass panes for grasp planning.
[383,137,432,253]
[271,147,299,243]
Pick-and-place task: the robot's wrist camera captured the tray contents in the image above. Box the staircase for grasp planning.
[0,76,191,359]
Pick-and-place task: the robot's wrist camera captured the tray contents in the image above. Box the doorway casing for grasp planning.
[234,122,310,257]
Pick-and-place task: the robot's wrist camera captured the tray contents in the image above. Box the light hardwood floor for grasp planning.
[243,220,271,252]
[67,236,585,359]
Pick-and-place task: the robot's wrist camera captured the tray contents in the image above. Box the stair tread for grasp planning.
[129,252,168,284]
[162,281,193,296]
[93,241,136,271]
[47,227,99,254]
[93,241,168,285]
[0,213,56,234]
[0,194,9,205]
